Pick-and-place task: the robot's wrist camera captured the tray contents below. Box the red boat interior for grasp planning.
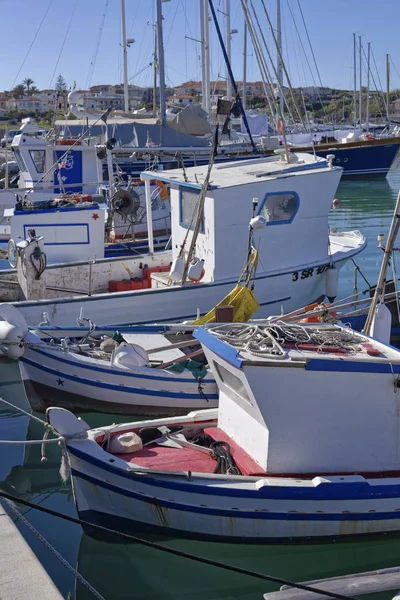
[102,426,266,476]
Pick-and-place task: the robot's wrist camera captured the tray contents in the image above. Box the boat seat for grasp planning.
[204,427,265,476]
[114,445,217,474]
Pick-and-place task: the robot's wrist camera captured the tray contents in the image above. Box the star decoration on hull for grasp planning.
[92,213,99,220]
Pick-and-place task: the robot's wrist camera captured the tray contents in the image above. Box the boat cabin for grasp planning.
[195,322,400,476]
[141,153,341,286]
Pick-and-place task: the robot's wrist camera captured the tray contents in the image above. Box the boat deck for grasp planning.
[114,427,265,476]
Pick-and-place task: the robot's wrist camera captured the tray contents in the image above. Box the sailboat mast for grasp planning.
[353,33,357,129]
[203,0,210,115]
[386,53,390,123]
[121,0,129,112]
[156,0,166,127]
[358,35,362,126]
[242,0,247,111]
[276,0,284,117]
[366,42,370,132]
[225,0,232,99]
[153,23,158,118]
[200,1,206,111]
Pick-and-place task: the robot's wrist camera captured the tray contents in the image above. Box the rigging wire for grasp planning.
[49,0,79,88]
[11,0,55,88]
[85,0,110,90]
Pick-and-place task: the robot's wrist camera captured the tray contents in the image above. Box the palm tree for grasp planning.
[28,85,38,97]
[11,84,26,99]
[23,78,34,95]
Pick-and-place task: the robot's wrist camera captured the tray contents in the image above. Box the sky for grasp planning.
[0,0,400,94]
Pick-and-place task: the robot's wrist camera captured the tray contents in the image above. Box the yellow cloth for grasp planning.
[193,284,260,325]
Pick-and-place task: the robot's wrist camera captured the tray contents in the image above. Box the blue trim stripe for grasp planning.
[15,204,100,215]
[71,468,400,522]
[306,359,400,374]
[21,356,218,400]
[23,222,90,246]
[27,346,216,385]
[194,328,242,368]
[68,445,400,501]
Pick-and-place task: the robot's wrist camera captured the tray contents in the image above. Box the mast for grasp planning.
[276,0,284,117]
[203,0,210,115]
[200,1,206,111]
[242,0,247,111]
[353,33,357,129]
[153,23,158,117]
[366,41,370,132]
[386,53,390,123]
[225,0,232,99]
[358,35,362,126]
[156,0,166,127]
[121,0,129,112]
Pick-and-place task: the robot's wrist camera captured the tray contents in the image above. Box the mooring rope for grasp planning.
[0,491,356,600]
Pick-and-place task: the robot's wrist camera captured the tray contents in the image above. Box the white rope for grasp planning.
[0,397,48,426]
[0,438,62,445]
[4,500,107,600]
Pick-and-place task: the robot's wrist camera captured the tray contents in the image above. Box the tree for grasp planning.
[23,78,34,95]
[55,74,67,91]
[28,85,38,97]
[11,84,26,99]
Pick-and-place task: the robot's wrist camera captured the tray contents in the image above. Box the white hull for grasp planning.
[13,246,364,328]
[19,343,218,415]
[49,410,400,542]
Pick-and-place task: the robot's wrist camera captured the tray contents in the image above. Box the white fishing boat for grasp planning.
[0,304,217,415]
[3,151,365,327]
[1,119,171,263]
[47,318,400,542]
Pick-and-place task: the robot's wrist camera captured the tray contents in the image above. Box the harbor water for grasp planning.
[2,172,400,599]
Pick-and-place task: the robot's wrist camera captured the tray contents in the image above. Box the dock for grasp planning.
[0,503,63,599]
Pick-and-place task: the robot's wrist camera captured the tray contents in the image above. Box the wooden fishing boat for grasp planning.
[47,320,400,542]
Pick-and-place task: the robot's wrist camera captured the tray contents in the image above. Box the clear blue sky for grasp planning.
[1,0,400,93]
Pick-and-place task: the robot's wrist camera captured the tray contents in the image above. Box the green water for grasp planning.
[2,175,400,599]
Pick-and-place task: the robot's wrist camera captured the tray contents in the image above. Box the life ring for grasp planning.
[155,180,169,202]
[7,238,17,268]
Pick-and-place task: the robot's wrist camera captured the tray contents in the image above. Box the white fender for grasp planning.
[0,303,28,334]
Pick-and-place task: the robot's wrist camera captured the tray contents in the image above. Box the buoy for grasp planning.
[370,302,392,345]
[187,258,205,282]
[325,264,339,302]
[332,198,340,208]
[111,342,149,368]
[108,432,143,454]
[169,257,185,282]
[0,321,25,360]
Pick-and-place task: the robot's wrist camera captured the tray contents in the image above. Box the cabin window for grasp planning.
[180,188,204,233]
[13,149,28,172]
[213,361,252,405]
[29,150,46,173]
[258,191,299,225]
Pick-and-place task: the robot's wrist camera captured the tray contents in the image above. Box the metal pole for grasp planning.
[208,0,257,152]
[144,177,154,254]
[203,0,210,115]
[200,0,206,111]
[363,190,400,336]
[4,124,8,190]
[156,0,166,127]
[121,0,129,112]
[366,42,370,132]
[153,23,158,118]
[242,0,247,111]
[358,35,362,126]
[276,0,284,116]
[353,33,357,129]
[225,0,232,99]
[386,53,390,123]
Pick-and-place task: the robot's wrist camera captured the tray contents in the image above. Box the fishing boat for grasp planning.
[2,151,365,327]
[47,318,400,542]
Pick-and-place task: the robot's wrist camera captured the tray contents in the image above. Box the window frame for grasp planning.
[257,190,300,226]
[29,149,46,173]
[179,186,204,233]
